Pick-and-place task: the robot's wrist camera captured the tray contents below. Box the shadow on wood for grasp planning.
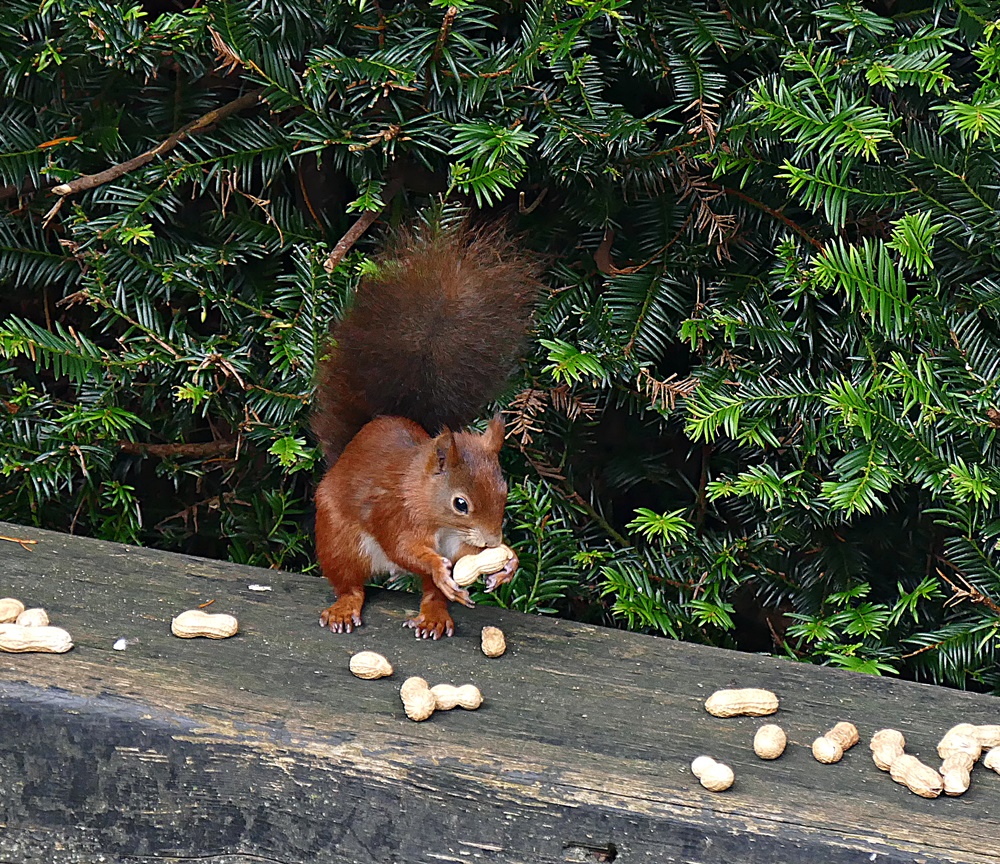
[1,521,999,863]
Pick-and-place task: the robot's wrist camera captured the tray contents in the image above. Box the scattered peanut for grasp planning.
[704,688,779,718]
[15,608,49,627]
[973,725,1000,750]
[430,683,483,711]
[812,721,859,764]
[983,746,1000,774]
[453,545,514,587]
[349,651,393,679]
[935,730,979,798]
[481,625,507,658]
[870,729,906,771]
[0,598,24,623]
[870,729,943,797]
[889,754,943,799]
[0,623,73,654]
[940,752,975,797]
[937,726,982,762]
[400,676,429,699]
[400,676,436,722]
[753,724,787,760]
[170,609,239,639]
[690,755,735,792]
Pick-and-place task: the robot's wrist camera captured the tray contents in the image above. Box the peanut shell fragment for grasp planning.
[453,545,514,587]
[400,676,435,721]
[0,598,25,624]
[481,625,507,658]
[753,724,787,760]
[0,623,73,654]
[704,688,779,718]
[430,683,483,711]
[349,651,393,680]
[170,609,239,639]
[690,755,734,792]
[16,608,49,627]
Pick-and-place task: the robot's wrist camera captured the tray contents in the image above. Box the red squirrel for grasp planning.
[311,224,540,639]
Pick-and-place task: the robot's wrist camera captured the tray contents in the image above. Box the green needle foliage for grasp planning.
[2,0,1000,691]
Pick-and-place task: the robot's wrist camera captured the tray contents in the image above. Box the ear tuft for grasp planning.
[483,414,505,454]
[431,428,455,474]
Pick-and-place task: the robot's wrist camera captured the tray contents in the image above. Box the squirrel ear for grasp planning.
[483,414,505,454]
[430,428,455,474]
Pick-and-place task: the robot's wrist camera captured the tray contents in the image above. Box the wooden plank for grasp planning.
[0,520,999,863]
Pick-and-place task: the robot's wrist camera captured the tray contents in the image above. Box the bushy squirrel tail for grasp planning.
[312,223,541,462]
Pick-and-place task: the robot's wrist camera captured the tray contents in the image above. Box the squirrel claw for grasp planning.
[320,602,363,634]
[484,552,519,592]
[403,613,455,640]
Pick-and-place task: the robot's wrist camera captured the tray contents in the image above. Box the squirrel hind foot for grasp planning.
[403,611,455,640]
[320,596,364,633]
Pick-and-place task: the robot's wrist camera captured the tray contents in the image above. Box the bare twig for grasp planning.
[0,535,38,551]
[50,88,265,198]
[323,177,404,273]
[714,184,824,251]
[518,189,547,214]
[937,567,1000,615]
[118,440,237,459]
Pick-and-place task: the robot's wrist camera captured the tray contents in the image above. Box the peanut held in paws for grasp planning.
[452,545,515,587]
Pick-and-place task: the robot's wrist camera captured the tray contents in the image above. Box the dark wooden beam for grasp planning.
[1,521,999,863]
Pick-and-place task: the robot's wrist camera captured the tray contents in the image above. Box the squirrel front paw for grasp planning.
[484,548,519,592]
[432,558,475,608]
[404,610,456,640]
[320,595,364,633]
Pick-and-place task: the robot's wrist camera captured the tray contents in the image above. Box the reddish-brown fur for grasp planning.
[311,225,539,638]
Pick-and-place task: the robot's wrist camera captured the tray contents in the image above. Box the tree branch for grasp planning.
[118,440,237,459]
[323,176,404,274]
[50,89,266,198]
[713,184,824,250]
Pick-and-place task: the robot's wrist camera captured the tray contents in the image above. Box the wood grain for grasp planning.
[1,521,999,863]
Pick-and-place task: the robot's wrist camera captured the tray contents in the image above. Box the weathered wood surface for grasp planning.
[1,521,999,864]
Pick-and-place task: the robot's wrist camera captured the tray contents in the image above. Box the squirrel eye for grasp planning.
[452,496,469,515]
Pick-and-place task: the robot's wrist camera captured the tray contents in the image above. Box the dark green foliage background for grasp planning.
[2,0,999,690]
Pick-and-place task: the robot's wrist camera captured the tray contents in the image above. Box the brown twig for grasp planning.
[323,176,404,274]
[518,189,547,214]
[0,535,38,551]
[937,567,1000,615]
[596,216,691,279]
[431,6,459,65]
[714,184,824,250]
[118,440,237,459]
[50,88,266,198]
